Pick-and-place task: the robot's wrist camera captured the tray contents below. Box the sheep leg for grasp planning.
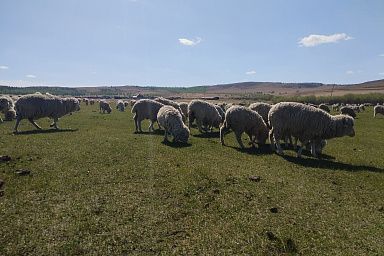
[235,132,245,148]
[219,123,230,146]
[293,137,298,150]
[148,121,154,132]
[196,120,204,133]
[163,130,169,142]
[296,141,307,158]
[133,114,139,132]
[28,118,42,130]
[50,118,59,129]
[269,129,275,151]
[310,141,318,158]
[13,117,21,133]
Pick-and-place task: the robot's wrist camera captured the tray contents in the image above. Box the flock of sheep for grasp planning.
[1,93,384,158]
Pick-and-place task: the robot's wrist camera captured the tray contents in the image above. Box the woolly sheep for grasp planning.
[248,102,273,124]
[131,99,164,132]
[214,105,225,120]
[154,97,185,120]
[116,100,125,112]
[179,102,189,122]
[157,105,190,143]
[4,108,16,121]
[130,100,136,107]
[374,105,384,117]
[0,95,15,122]
[89,99,95,105]
[319,104,330,113]
[124,101,129,107]
[13,94,80,133]
[269,102,355,158]
[220,105,269,149]
[188,99,222,133]
[99,100,112,114]
[340,106,356,118]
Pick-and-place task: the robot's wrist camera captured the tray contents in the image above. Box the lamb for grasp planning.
[248,102,273,124]
[374,105,384,117]
[319,104,331,113]
[188,99,222,133]
[154,97,185,120]
[116,100,125,112]
[269,102,355,158]
[0,95,15,122]
[220,106,269,149]
[131,99,164,132]
[340,106,356,118]
[13,94,80,133]
[179,102,189,122]
[157,105,190,143]
[99,100,112,114]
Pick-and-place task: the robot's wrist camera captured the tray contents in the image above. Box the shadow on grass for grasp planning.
[161,140,192,148]
[134,129,163,135]
[193,131,220,138]
[226,144,274,155]
[14,128,78,135]
[282,155,384,173]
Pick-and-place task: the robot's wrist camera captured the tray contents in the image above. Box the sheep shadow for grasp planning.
[133,129,164,136]
[193,131,221,138]
[14,128,78,135]
[282,155,384,173]
[227,144,274,155]
[161,140,192,148]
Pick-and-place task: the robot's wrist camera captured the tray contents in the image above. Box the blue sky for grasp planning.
[0,0,383,87]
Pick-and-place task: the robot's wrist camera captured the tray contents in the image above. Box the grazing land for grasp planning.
[1,103,384,255]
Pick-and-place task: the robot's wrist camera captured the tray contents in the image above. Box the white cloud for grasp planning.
[0,65,9,70]
[346,70,354,75]
[380,54,384,57]
[246,70,257,75]
[178,37,202,46]
[26,74,36,78]
[298,33,352,47]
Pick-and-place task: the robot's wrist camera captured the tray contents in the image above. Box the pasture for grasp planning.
[1,103,384,255]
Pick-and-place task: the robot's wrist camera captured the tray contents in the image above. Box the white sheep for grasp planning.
[220,105,269,149]
[374,105,384,117]
[131,99,164,132]
[214,104,225,120]
[89,99,95,105]
[0,95,15,122]
[188,99,222,133]
[116,100,125,112]
[248,102,272,124]
[157,105,190,143]
[269,102,355,158]
[154,97,185,120]
[340,106,356,118]
[13,94,80,133]
[99,100,112,114]
[179,102,189,121]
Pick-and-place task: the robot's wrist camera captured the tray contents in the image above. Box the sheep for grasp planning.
[214,104,225,120]
[154,97,185,120]
[340,106,356,118]
[89,99,95,105]
[374,105,384,117]
[116,100,125,112]
[269,102,355,158]
[220,105,269,149]
[248,102,273,125]
[188,99,222,133]
[359,104,365,112]
[124,101,129,107]
[157,105,190,143]
[129,100,136,107]
[179,102,189,122]
[131,99,164,133]
[332,104,340,112]
[0,95,15,122]
[99,100,112,114]
[319,104,331,113]
[84,98,89,106]
[13,94,80,133]
[4,108,16,121]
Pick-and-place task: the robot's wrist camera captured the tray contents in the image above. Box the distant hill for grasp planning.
[1,79,384,98]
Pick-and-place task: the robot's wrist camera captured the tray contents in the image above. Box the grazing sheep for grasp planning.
[374,105,384,117]
[188,99,222,133]
[116,100,125,112]
[99,100,112,114]
[4,108,16,121]
[154,97,185,120]
[359,104,365,112]
[340,106,356,118]
[157,105,190,143]
[89,99,95,105]
[214,104,225,120]
[124,101,129,107]
[129,100,136,107]
[131,99,164,132]
[269,102,355,158]
[319,104,331,113]
[84,99,89,106]
[13,94,80,133]
[220,106,269,149]
[0,95,15,122]
[248,102,273,124]
[179,102,189,122]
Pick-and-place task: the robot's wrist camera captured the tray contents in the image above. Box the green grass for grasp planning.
[1,104,384,255]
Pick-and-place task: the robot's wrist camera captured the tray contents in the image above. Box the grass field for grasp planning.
[1,104,384,255]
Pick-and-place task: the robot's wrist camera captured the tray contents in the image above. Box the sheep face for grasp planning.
[336,116,355,137]
[174,127,190,143]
